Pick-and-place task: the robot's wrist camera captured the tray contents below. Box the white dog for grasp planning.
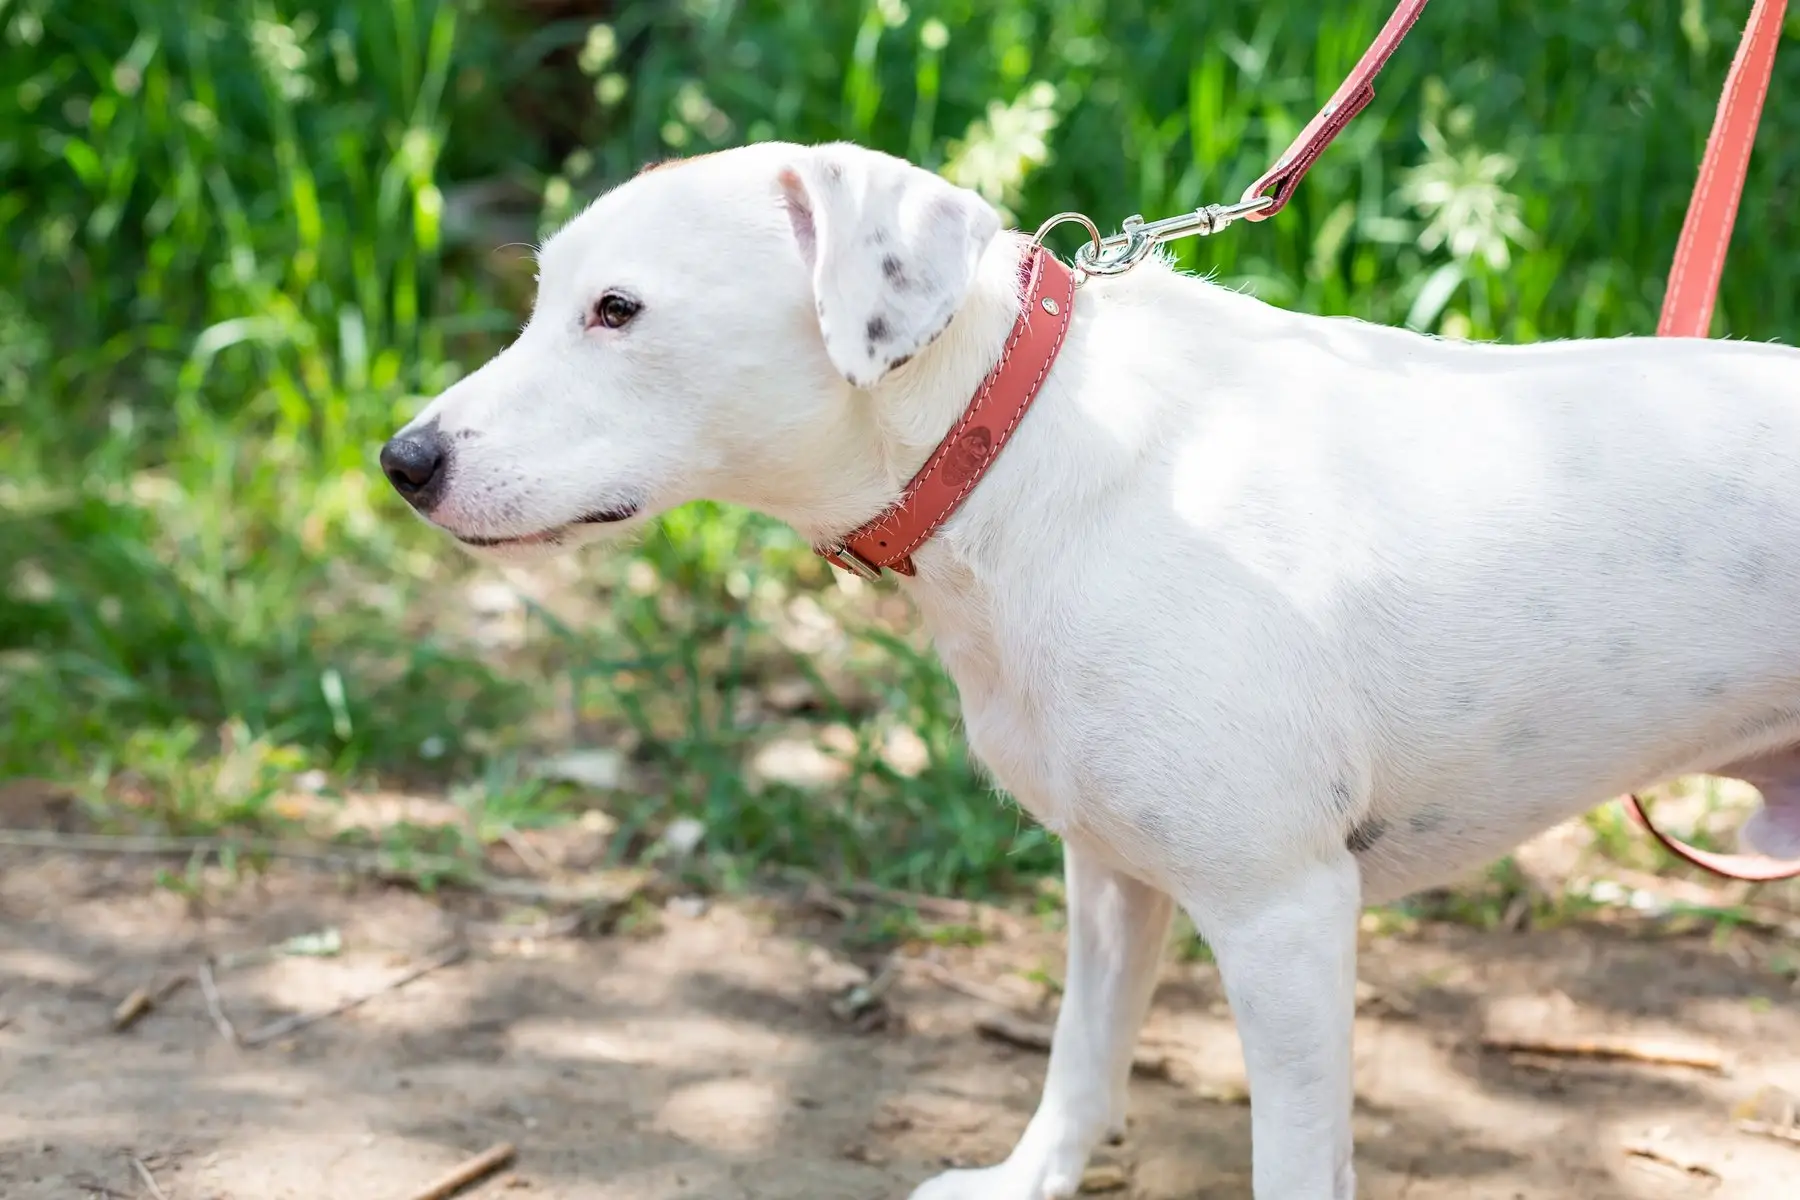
[381,141,1800,1199]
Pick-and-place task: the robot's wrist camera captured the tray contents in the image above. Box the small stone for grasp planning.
[746,737,850,790]
[665,895,708,919]
[660,816,707,858]
[1079,1163,1129,1192]
[535,748,626,791]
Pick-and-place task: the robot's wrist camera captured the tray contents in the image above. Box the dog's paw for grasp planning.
[907,1163,1079,1200]
[1741,801,1800,860]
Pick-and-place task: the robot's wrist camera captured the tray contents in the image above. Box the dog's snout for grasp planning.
[380,423,448,512]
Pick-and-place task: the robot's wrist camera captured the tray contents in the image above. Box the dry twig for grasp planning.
[240,943,468,1047]
[403,1142,517,1200]
[1621,1137,1720,1179]
[112,988,155,1033]
[976,1011,1173,1080]
[799,880,858,921]
[910,959,1032,1010]
[1480,1033,1725,1073]
[840,880,982,923]
[464,911,587,944]
[1735,1119,1800,1147]
[0,827,648,909]
[0,827,384,866]
[498,828,554,876]
[197,960,239,1045]
[112,974,191,1033]
[129,1156,170,1200]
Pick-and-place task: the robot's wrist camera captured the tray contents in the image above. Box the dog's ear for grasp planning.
[779,142,1002,389]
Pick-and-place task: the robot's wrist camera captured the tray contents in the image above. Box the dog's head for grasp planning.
[379,141,1004,559]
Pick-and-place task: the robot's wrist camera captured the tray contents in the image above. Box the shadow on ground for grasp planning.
[2,786,1797,1199]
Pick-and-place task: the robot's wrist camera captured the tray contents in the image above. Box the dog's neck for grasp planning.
[869,234,1037,484]
[784,234,1036,557]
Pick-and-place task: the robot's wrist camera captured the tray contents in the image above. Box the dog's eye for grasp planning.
[589,292,641,330]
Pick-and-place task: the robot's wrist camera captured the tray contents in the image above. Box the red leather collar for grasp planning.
[819,244,1076,579]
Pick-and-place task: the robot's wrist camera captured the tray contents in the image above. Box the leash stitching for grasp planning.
[1662,0,1781,336]
[887,250,1073,563]
[846,246,1060,565]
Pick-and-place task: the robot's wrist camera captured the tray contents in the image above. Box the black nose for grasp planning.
[380,422,447,512]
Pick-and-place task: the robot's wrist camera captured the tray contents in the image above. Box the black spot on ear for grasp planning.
[1346,817,1388,855]
[865,315,891,342]
[888,353,912,371]
[881,254,909,288]
[915,310,957,353]
[869,228,890,246]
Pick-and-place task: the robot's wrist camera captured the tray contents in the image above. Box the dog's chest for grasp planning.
[911,581,1079,832]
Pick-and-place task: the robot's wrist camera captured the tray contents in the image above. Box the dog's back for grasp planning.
[926,258,1800,900]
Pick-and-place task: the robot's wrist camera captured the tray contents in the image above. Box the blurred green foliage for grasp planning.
[1,0,1796,894]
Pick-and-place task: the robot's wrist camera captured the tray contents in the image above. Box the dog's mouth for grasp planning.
[452,504,641,548]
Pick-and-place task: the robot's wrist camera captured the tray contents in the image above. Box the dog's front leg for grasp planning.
[1197,856,1361,1199]
[910,836,1174,1200]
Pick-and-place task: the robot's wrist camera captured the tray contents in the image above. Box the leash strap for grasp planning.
[1240,0,1434,219]
[1656,0,1788,337]
[1634,0,1797,882]
[1625,792,1800,881]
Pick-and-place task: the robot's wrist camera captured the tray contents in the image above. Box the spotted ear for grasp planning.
[779,142,1002,389]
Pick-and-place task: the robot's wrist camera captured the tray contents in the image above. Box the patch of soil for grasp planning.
[2,836,1797,1199]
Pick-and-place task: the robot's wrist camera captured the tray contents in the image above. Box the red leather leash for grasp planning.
[1655,0,1788,340]
[1629,0,1797,882]
[1240,0,1435,220]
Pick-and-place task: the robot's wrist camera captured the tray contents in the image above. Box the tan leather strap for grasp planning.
[1240,0,1434,220]
[1641,0,1792,881]
[1636,0,1797,882]
[1657,0,1788,338]
[1625,792,1800,882]
[819,244,1077,579]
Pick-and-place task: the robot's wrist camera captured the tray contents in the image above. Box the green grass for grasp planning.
[3,0,1799,905]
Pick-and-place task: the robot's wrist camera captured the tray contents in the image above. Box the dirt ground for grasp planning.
[4,806,1800,1198]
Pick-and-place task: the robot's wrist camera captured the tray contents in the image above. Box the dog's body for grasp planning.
[383,141,1800,1198]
